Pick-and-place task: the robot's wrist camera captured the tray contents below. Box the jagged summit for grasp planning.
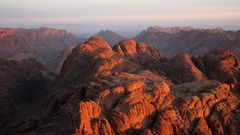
[147,26,193,34]
[147,26,225,34]
[135,26,240,57]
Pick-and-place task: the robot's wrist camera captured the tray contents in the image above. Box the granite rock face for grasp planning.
[204,49,240,87]
[165,53,207,84]
[1,36,240,135]
[191,48,240,90]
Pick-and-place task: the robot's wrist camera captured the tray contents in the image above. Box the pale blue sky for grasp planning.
[0,0,240,29]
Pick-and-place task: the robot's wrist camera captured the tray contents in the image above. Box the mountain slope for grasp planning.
[6,36,239,135]
[135,26,240,57]
[0,58,54,134]
[0,27,85,72]
[96,30,125,45]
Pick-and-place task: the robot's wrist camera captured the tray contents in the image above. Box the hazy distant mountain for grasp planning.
[42,24,145,38]
[135,26,240,57]
[0,27,86,72]
[96,30,125,45]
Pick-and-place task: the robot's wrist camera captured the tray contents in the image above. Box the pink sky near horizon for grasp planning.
[0,0,240,28]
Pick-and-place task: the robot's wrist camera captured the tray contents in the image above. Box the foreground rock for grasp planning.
[145,80,240,135]
[3,37,240,135]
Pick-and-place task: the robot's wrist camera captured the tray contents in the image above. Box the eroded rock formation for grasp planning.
[1,36,240,135]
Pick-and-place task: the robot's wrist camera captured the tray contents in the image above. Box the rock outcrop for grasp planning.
[165,53,207,84]
[191,48,240,90]
[113,39,167,75]
[204,49,240,86]
[145,80,240,135]
[1,36,240,135]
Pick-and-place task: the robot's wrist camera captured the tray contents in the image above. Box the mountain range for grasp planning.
[0,26,240,134]
[0,27,85,73]
[135,26,240,57]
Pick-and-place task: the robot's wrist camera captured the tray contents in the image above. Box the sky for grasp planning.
[0,0,240,30]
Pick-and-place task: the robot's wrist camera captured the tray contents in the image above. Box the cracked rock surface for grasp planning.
[1,36,240,135]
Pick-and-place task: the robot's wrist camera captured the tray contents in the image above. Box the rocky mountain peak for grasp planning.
[84,35,112,50]
[1,36,240,135]
[147,26,193,34]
